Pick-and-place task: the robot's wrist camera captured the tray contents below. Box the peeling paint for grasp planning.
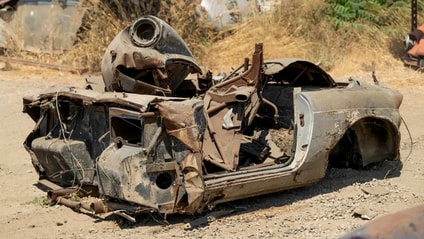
[23,15,403,218]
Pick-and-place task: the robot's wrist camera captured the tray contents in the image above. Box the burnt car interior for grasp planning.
[24,58,337,181]
[26,55,375,176]
[213,60,337,171]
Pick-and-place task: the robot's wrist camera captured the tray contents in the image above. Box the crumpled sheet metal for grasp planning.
[179,152,205,213]
[157,100,206,213]
[201,43,263,171]
[101,15,202,95]
[157,100,205,152]
[22,14,404,218]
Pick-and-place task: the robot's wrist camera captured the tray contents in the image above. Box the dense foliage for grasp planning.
[328,0,424,29]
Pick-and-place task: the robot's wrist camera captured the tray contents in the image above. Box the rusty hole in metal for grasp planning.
[136,23,154,40]
[156,173,173,189]
[110,117,142,145]
[235,94,248,102]
[114,137,124,149]
[131,19,158,47]
[299,114,304,127]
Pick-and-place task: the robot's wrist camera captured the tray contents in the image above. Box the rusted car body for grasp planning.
[23,16,403,217]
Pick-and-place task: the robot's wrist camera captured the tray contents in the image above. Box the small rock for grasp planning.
[353,208,377,220]
[361,186,389,195]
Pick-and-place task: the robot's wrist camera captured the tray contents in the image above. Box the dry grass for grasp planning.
[62,0,214,71]
[1,0,423,78]
[199,14,312,73]
[2,0,212,72]
[200,0,414,76]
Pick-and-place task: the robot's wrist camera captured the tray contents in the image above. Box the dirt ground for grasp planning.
[0,64,423,239]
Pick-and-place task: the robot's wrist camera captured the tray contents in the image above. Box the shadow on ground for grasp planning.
[110,160,402,229]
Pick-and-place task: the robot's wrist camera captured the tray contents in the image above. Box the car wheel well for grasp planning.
[329,117,399,168]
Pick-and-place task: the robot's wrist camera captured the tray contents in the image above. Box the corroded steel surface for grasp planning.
[22,15,403,219]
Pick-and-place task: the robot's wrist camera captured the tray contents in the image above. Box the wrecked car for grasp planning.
[23,15,403,219]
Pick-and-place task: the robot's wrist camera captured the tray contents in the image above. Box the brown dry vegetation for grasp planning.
[201,0,414,74]
[3,0,423,76]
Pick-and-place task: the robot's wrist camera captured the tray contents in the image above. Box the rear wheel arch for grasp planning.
[328,117,400,168]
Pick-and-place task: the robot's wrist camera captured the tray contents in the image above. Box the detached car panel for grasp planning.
[23,16,402,217]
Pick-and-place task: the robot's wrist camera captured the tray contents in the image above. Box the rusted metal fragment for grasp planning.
[97,145,174,211]
[80,198,108,214]
[112,211,136,223]
[47,187,143,218]
[202,43,263,171]
[56,196,82,211]
[202,102,243,170]
[51,192,108,214]
[48,188,79,202]
[43,181,108,215]
[156,100,206,213]
[101,16,202,95]
[179,152,205,213]
[157,100,205,152]
[340,204,424,239]
[32,138,95,185]
[113,68,172,96]
[146,161,176,173]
